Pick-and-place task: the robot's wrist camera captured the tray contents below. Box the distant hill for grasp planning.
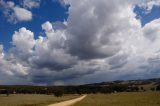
[87,78,160,86]
[85,78,160,91]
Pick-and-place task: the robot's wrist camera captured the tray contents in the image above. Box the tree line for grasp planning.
[0,84,160,97]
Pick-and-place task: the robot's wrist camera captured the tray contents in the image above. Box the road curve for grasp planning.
[47,95,87,106]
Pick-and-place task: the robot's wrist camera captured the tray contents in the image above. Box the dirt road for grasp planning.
[47,95,87,106]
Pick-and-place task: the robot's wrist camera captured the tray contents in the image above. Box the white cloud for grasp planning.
[142,19,160,41]
[11,63,28,76]
[2,1,33,23]
[42,21,53,32]
[137,0,160,13]
[22,0,41,9]
[65,0,140,59]
[13,6,32,21]
[12,27,35,53]
[0,44,29,85]
[30,21,77,71]
[0,0,41,24]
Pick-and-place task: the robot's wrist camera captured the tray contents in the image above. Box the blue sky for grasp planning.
[0,0,160,85]
[134,5,160,26]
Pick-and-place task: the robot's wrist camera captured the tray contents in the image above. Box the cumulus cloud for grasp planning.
[0,0,32,23]
[8,27,35,62]
[0,44,30,85]
[142,19,160,41]
[12,6,32,21]
[1,0,160,85]
[42,21,53,32]
[12,27,35,53]
[30,21,77,71]
[65,0,140,59]
[0,0,41,24]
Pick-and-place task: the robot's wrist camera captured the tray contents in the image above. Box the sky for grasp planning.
[0,0,160,85]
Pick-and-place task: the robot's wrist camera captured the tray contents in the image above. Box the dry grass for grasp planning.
[73,92,160,106]
[139,83,156,91]
[0,94,78,106]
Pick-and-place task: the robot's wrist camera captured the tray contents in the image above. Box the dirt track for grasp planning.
[47,95,87,106]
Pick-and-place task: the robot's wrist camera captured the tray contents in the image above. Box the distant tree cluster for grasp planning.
[0,79,160,96]
[0,84,142,96]
[0,89,10,96]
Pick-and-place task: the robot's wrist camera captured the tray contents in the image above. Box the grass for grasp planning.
[73,92,160,106]
[0,94,78,106]
[139,83,156,91]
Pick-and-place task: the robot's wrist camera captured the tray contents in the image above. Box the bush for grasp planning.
[53,88,63,97]
[150,87,155,91]
[156,85,160,91]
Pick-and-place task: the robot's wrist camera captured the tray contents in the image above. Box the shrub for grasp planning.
[53,88,64,97]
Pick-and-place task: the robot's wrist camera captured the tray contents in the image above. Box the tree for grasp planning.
[150,87,155,91]
[53,88,64,97]
[140,87,144,90]
[156,85,160,91]
[6,90,10,96]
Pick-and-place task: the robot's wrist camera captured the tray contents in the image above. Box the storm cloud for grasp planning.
[0,0,160,85]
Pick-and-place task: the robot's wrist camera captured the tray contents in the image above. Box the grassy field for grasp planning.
[73,92,160,106]
[0,94,78,106]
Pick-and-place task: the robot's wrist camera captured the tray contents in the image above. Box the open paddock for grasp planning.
[0,94,78,106]
[74,92,160,106]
